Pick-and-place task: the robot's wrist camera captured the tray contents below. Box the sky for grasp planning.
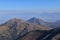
[0,0,60,22]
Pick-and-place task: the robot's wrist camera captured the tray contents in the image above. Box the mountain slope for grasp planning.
[20,28,60,40]
[0,18,60,40]
[27,17,47,26]
[27,17,60,28]
[0,18,50,40]
[20,30,48,40]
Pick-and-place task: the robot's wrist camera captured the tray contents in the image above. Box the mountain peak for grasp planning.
[27,17,46,26]
[31,17,37,19]
[28,17,42,21]
[10,18,23,21]
[8,18,24,23]
[1,18,25,26]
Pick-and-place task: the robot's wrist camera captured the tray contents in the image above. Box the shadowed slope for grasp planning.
[19,28,60,40]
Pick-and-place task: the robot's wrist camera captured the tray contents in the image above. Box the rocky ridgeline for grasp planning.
[0,18,60,40]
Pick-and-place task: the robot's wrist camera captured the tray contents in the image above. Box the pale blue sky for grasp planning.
[0,0,60,22]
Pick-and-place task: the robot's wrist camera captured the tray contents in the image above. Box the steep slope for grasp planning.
[27,17,60,28]
[52,34,60,40]
[4,18,49,33]
[0,18,60,40]
[27,17,47,26]
[20,28,60,40]
[43,28,60,40]
[20,30,48,40]
[0,18,50,40]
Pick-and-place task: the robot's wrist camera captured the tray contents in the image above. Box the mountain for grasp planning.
[0,18,49,40]
[0,18,60,40]
[4,18,49,31]
[20,30,48,40]
[20,28,60,40]
[27,17,60,28]
[27,17,47,26]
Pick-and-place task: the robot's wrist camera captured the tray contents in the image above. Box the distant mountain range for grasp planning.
[27,17,60,28]
[27,17,46,26]
[0,17,60,40]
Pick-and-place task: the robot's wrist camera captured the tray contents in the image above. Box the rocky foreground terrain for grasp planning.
[0,18,60,40]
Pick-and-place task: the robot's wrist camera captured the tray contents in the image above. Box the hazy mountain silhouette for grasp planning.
[47,20,60,28]
[27,17,60,28]
[27,17,47,26]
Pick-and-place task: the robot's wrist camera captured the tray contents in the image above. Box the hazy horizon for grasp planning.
[0,0,60,22]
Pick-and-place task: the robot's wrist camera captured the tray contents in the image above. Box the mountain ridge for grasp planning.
[27,17,60,28]
[0,17,60,40]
